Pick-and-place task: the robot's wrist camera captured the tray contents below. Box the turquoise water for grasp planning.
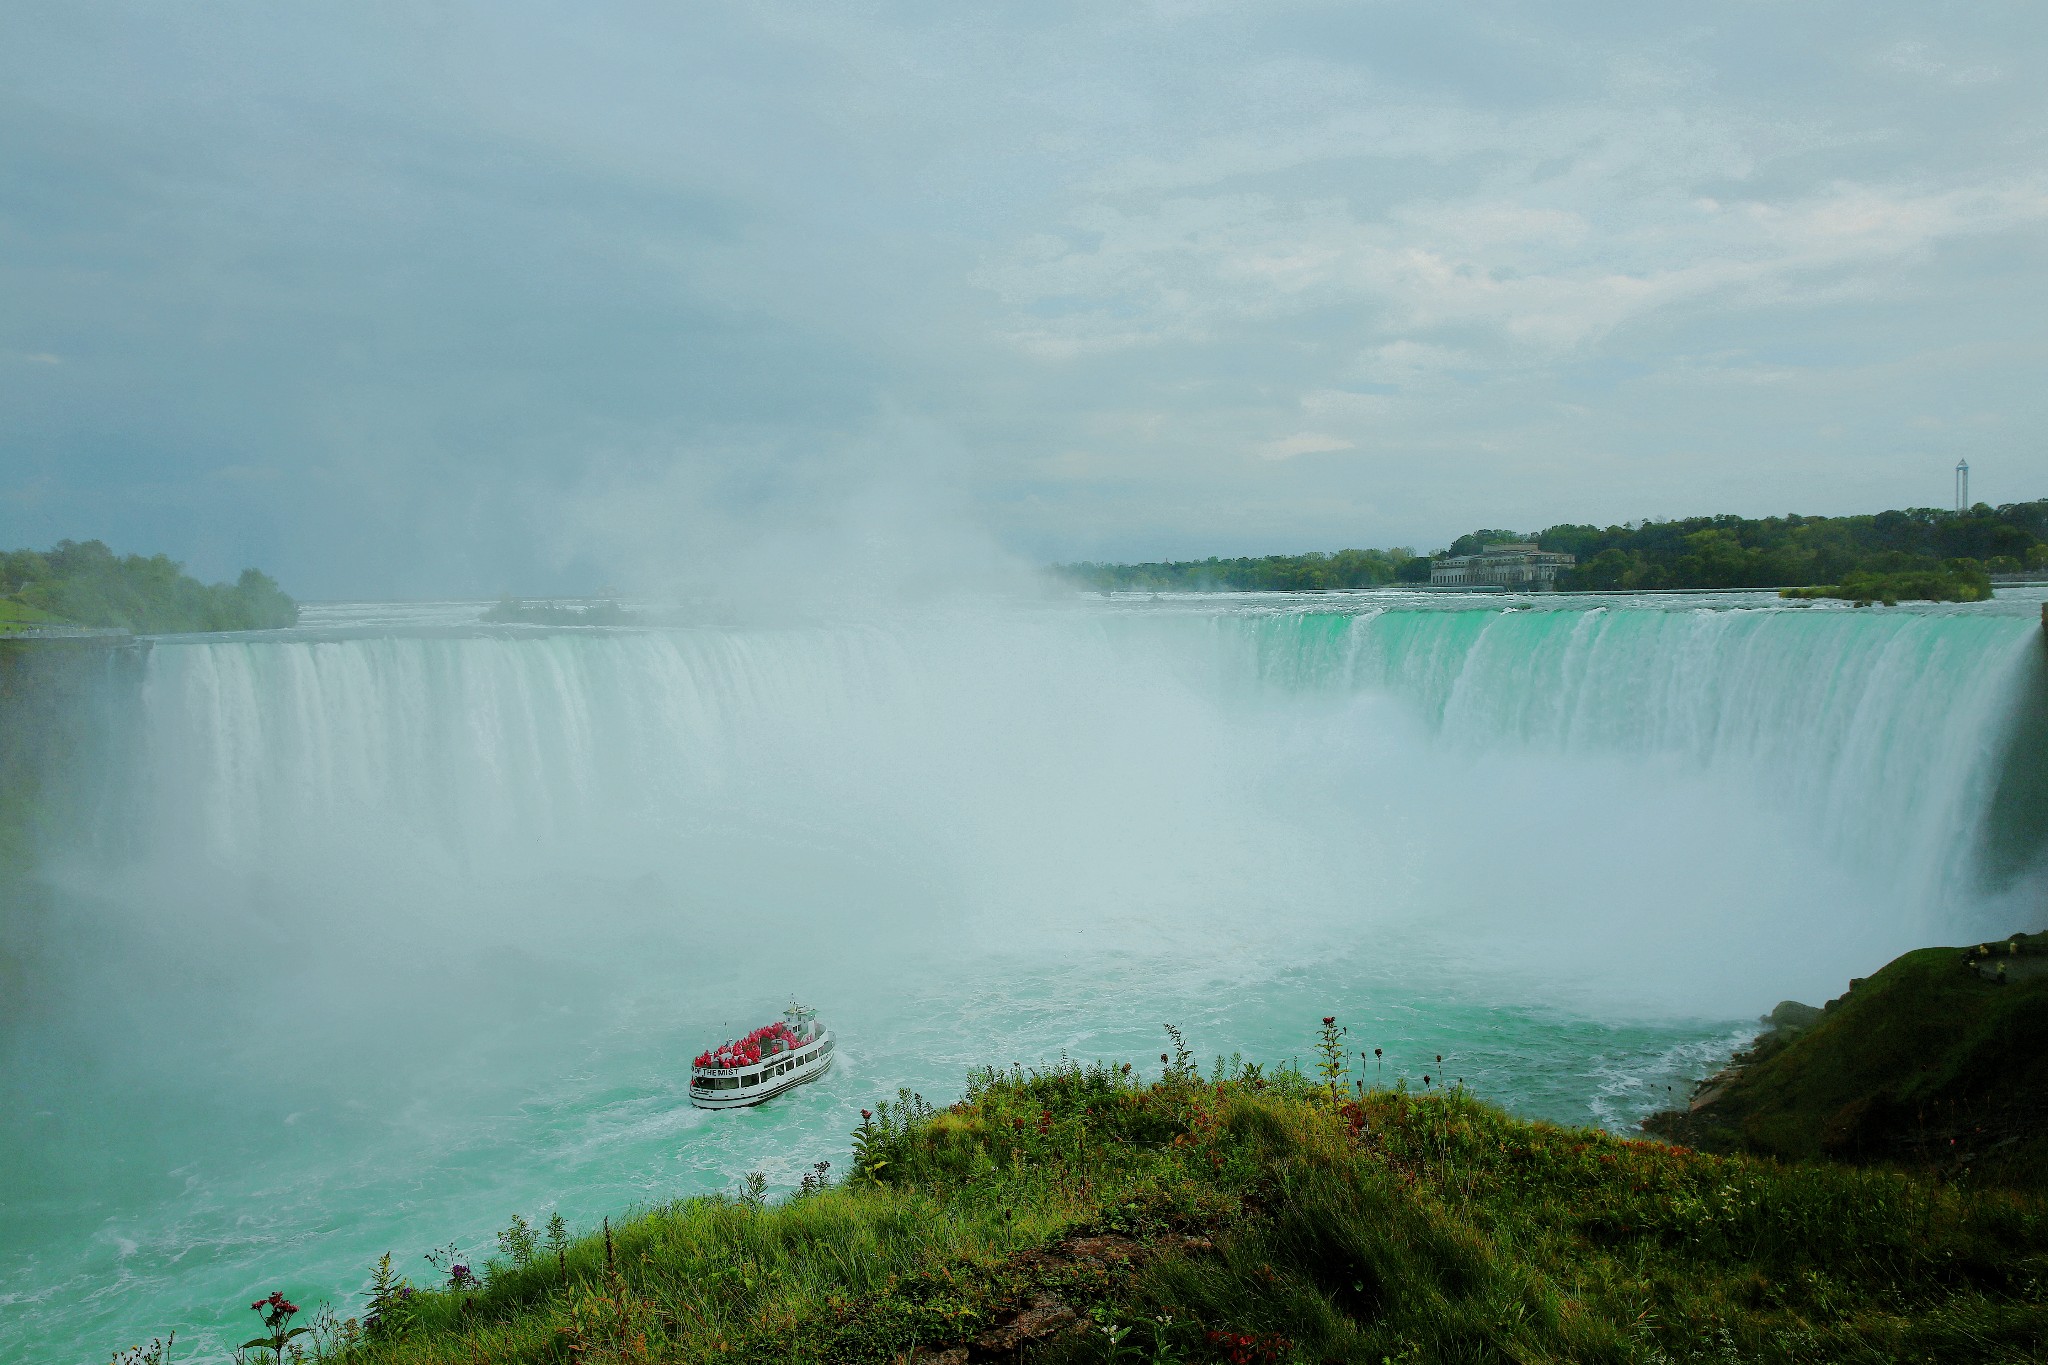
[4,591,2043,1360]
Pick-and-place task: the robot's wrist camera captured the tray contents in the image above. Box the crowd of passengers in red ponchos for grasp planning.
[694,1020,806,1070]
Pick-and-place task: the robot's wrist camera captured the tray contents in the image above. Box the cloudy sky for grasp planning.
[2,1,2044,598]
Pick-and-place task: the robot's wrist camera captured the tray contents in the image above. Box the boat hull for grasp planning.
[689,1030,834,1109]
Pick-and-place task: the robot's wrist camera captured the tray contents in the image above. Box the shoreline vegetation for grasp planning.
[137,969,2048,1364]
[1057,499,2047,601]
[1,540,296,635]
[1777,564,1992,607]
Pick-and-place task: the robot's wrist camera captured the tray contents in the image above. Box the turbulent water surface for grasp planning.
[4,590,2045,1360]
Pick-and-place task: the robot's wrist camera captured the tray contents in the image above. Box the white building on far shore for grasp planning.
[1430,542,1576,590]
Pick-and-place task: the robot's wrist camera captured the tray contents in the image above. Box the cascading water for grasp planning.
[1220,603,2044,927]
[3,593,2043,1360]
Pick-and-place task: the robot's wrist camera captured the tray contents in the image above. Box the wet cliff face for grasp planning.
[1981,641,2048,892]
[1,638,144,859]
[0,637,147,1016]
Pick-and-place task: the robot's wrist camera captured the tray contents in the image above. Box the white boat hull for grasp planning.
[690,1030,834,1109]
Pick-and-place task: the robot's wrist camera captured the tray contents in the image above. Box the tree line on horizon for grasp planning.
[1057,499,2048,594]
[0,539,298,634]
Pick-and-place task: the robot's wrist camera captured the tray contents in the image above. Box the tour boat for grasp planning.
[689,1004,834,1109]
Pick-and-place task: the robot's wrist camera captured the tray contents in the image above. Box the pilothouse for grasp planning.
[689,1005,833,1109]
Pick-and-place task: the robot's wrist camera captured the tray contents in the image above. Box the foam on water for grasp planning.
[3,592,2043,1359]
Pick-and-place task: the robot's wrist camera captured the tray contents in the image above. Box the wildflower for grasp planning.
[1322,1016,1335,1026]
[860,1109,872,1122]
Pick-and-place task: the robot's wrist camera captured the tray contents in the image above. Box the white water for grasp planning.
[4,592,2043,1359]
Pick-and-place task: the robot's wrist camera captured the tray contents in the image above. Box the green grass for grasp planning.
[0,594,70,632]
[1649,937,2048,1190]
[270,1047,2048,1365]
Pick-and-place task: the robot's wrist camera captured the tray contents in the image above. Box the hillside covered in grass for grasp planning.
[226,1033,2048,1365]
[1,539,296,634]
[1647,933,2048,1191]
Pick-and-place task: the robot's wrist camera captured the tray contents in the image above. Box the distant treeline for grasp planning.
[1537,502,2048,591]
[0,539,297,633]
[1059,546,1433,593]
[1058,501,2048,594]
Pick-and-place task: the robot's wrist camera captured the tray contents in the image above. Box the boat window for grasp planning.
[742,1074,758,1086]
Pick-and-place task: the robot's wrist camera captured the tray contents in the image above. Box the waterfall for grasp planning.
[115,602,2046,969]
[9,596,2045,1363]
[1223,605,2046,916]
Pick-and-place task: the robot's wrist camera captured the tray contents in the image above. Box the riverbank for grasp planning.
[213,1041,2048,1364]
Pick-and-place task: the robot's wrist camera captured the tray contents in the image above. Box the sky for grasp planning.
[2,1,2045,599]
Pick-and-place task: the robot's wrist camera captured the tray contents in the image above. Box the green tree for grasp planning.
[1,540,297,633]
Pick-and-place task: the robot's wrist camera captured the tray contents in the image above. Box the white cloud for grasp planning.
[1258,432,1355,462]
[1877,40,2003,87]
[979,173,2048,358]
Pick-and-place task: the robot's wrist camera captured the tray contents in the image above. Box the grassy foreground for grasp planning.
[280,1040,2048,1365]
